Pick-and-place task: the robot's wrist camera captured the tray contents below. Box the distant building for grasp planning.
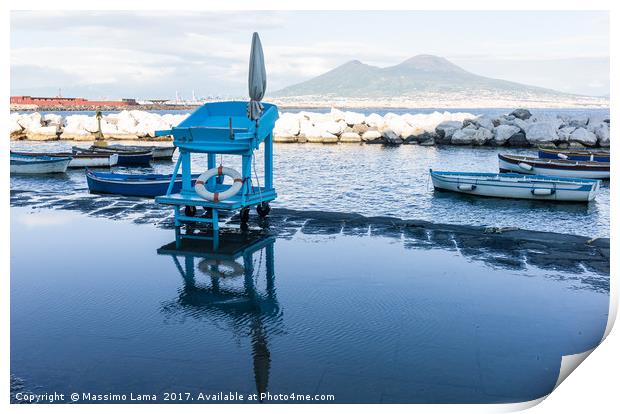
[10,96,137,106]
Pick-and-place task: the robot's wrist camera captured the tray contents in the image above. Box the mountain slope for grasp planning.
[271,54,574,98]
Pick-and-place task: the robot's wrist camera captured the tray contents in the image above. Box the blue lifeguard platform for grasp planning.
[155,101,278,248]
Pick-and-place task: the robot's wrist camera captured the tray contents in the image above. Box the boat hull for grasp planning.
[11,151,118,168]
[68,153,119,168]
[498,154,610,179]
[104,145,176,160]
[538,148,610,162]
[75,147,152,166]
[430,170,599,202]
[86,171,198,197]
[10,155,72,174]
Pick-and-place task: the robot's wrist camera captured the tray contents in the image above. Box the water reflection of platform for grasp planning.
[157,231,281,400]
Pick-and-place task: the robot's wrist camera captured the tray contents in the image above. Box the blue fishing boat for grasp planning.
[499,154,610,179]
[10,153,72,174]
[86,170,199,197]
[538,148,610,162]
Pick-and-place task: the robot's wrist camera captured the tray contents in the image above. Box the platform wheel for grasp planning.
[184,205,197,217]
[240,207,251,224]
[256,202,271,218]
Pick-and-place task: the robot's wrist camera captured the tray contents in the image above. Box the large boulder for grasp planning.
[351,123,369,135]
[381,128,403,145]
[42,113,63,127]
[493,125,521,145]
[593,123,610,147]
[302,123,338,143]
[401,125,426,142]
[60,115,96,140]
[506,132,530,147]
[344,111,366,126]
[365,113,385,129]
[569,127,597,147]
[524,122,558,144]
[127,110,171,138]
[329,108,345,122]
[567,114,589,128]
[361,130,383,144]
[315,120,344,136]
[409,132,435,145]
[435,121,462,143]
[451,126,493,145]
[17,112,43,131]
[510,108,532,120]
[274,113,300,137]
[473,116,495,131]
[339,132,361,143]
[382,116,408,138]
[10,114,25,139]
[26,125,60,141]
[556,126,576,142]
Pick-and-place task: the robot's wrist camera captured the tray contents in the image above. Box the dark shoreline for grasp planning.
[10,190,610,278]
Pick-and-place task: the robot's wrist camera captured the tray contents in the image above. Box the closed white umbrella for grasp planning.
[247,32,266,121]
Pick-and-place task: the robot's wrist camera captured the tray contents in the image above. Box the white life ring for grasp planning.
[195,166,243,202]
[198,259,245,278]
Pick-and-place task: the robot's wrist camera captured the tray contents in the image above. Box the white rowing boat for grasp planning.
[10,153,72,174]
[430,169,600,202]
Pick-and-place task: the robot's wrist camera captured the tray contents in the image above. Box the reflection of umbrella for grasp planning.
[247,32,266,121]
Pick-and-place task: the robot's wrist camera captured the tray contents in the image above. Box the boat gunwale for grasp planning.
[430,169,601,185]
[498,153,610,170]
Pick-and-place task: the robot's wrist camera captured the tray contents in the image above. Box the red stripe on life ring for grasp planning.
[195,180,204,185]
[213,192,219,202]
[217,166,223,176]
[233,178,243,183]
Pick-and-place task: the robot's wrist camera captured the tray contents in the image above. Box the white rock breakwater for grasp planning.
[10,108,610,148]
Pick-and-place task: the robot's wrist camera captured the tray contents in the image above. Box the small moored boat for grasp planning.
[498,154,610,179]
[538,148,610,162]
[11,151,118,168]
[74,146,153,166]
[10,153,72,174]
[86,170,199,197]
[430,169,600,202]
[96,144,176,160]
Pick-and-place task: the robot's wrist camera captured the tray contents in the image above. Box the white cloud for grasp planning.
[9,10,610,98]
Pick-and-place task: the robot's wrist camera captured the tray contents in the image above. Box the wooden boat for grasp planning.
[10,153,72,174]
[74,146,152,166]
[498,154,610,179]
[10,151,118,168]
[430,170,600,202]
[96,144,176,160]
[86,170,199,197]
[538,148,610,162]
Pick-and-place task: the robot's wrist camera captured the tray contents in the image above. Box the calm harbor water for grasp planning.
[10,141,610,237]
[10,208,609,403]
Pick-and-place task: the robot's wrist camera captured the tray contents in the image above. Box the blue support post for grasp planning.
[265,133,273,190]
[166,156,183,196]
[181,150,192,195]
[208,153,217,187]
[212,209,219,250]
[241,154,252,203]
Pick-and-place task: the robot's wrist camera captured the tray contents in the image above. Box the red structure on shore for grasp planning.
[10,96,136,106]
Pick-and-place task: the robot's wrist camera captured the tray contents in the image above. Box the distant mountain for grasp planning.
[271,54,579,98]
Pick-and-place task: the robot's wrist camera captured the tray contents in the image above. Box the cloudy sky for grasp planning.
[10,11,609,100]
